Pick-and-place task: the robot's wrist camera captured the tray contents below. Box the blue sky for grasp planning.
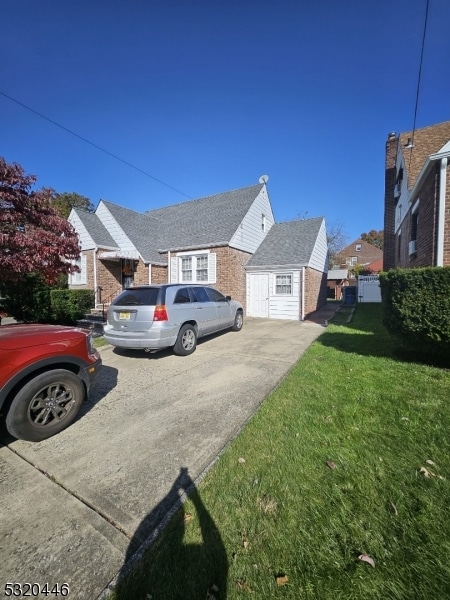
[2,0,449,243]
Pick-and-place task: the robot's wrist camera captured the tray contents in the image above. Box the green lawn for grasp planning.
[110,304,450,600]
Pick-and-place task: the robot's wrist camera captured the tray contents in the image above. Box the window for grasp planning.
[174,288,191,304]
[275,274,292,295]
[355,244,362,251]
[346,257,357,266]
[196,255,208,281]
[181,257,192,282]
[69,255,86,285]
[206,288,226,302]
[190,286,210,303]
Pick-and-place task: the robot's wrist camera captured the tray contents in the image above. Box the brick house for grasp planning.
[383,120,450,270]
[68,182,328,320]
[334,239,383,270]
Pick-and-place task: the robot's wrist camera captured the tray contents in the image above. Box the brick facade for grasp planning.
[383,132,398,271]
[304,268,327,316]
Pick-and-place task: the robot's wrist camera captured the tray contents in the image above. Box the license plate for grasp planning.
[119,311,131,320]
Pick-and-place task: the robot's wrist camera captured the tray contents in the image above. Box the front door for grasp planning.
[122,259,135,289]
[248,273,269,318]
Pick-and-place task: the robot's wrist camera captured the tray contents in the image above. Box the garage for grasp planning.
[245,218,328,320]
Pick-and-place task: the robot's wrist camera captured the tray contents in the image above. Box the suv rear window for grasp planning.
[112,288,161,306]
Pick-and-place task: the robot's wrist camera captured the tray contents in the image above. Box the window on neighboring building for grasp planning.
[346,257,357,266]
[355,243,362,251]
[275,274,292,295]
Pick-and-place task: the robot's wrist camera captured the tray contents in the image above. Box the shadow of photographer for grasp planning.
[114,467,228,600]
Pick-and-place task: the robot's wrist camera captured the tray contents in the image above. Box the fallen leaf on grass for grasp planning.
[236,579,253,592]
[390,502,398,515]
[420,467,436,478]
[425,459,435,465]
[184,512,194,523]
[276,575,289,586]
[358,554,375,568]
[326,460,336,470]
[238,457,246,464]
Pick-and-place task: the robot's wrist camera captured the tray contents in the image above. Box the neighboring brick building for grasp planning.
[383,121,450,270]
[68,182,328,320]
[335,239,383,271]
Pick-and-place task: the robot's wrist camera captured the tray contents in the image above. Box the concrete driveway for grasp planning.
[0,317,327,600]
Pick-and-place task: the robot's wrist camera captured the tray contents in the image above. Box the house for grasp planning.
[335,239,383,271]
[245,218,328,319]
[383,120,450,270]
[327,268,350,300]
[68,182,328,320]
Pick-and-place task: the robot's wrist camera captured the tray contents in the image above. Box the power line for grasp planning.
[0,90,192,199]
[409,0,430,150]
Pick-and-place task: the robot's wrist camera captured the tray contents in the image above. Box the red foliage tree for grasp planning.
[0,157,81,285]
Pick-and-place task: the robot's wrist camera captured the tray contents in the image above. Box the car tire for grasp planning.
[5,369,85,442]
[232,310,243,332]
[173,324,197,356]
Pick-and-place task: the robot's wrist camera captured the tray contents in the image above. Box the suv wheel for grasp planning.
[6,369,85,442]
[232,311,243,331]
[173,324,197,356]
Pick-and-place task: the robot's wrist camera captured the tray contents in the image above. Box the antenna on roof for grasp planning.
[259,174,269,184]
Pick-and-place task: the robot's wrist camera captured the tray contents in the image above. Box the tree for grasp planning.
[361,229,384,250]
[0,157,80,285]
[51,191,94,219]
[327,221,349,268]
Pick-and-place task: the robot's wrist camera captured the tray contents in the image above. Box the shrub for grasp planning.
[379,267,450,356]
[50,289,94,325]
[0,273,53,323]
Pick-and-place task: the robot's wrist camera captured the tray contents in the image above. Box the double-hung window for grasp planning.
[275,274,292,295]
[181,257,193,281]
[175,252,216,284]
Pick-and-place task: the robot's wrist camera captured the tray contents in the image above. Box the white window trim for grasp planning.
[69,255,87,285]
[171,250,216,284]
[274,272,293,296]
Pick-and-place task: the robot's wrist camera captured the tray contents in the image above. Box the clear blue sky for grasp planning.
[2,0,449,243]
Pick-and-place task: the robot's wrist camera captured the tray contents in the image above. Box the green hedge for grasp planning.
[379,267,450,355]
[50,289,94,325]
[0,273,53,323]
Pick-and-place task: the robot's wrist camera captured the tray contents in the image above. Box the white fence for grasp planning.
[358,275,381,303]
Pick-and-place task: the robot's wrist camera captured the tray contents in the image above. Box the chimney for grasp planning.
[383,132,399,271]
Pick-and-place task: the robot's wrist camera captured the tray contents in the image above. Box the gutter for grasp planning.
[437,157,448,266]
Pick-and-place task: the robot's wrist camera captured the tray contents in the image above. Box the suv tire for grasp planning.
[173,324,197,356]
[232,311,243,331]
[6,369,85,442]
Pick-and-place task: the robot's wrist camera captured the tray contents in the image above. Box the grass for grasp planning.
[110,305,450,600]
[93,335,109,349]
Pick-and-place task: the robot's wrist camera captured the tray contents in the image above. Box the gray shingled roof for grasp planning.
[148,183,264,251]
[100,202,166,264]
[246,217,324,267]
[99,183,264,263]
[73,209,118,248]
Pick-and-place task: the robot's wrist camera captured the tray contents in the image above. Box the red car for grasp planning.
[0,324,102,442]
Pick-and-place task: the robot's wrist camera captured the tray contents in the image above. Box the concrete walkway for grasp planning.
[0,312,336,599]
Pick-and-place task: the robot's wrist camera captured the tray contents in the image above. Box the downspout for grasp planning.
[149,263,152,284]
[168,250,171,282]
[437,157,448,266]
[301,267,305,321]
[93,249,98,307]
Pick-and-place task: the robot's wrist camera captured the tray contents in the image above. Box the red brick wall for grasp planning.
[134,259,149,285]
[164,246,251,311]
[304,268,327,316]
[151,264,168,284]
[384,132,399,271]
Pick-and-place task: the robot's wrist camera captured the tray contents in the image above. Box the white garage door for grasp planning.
[248,273,269,317]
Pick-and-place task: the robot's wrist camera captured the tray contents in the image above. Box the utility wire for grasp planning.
[408,0,430,167]
[0,90,192,199]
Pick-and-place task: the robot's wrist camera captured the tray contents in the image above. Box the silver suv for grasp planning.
[103,284,244,355]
